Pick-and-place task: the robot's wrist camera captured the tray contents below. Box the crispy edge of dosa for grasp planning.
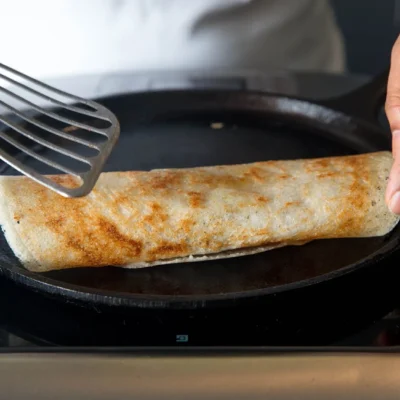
[116,241,309,269]
[0,187,42,271]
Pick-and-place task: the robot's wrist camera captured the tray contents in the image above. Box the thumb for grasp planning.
[385,35,400,213]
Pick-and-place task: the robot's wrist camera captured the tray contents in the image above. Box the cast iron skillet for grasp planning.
[0,69,398,324]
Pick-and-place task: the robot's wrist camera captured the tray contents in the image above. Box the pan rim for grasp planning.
[0,88,397,309]
[0,231,398,309]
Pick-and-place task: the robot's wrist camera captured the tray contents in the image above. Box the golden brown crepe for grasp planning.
[0,151,398,272]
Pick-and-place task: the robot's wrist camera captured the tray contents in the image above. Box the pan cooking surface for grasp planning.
[0,90,395,298]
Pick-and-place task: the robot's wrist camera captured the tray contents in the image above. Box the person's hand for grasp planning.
[385,34,400,214]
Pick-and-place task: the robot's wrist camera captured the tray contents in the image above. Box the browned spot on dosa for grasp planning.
[97,218,142,255]
[45,216,65,229]
[180,218,195,233]
[244,167,265,182]
[306,158,330,172]
[285,201,301,207]
[114,193,130,206]
[148,172,182,190]
[48,175,81,189]
[187,191,204,208]
[257,195,269,203]
[146,241,189,261]
[317,172,338,179]
[63,125,80,133]
[143,202,168,225]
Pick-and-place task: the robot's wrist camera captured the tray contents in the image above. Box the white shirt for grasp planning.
[0,0,346,100]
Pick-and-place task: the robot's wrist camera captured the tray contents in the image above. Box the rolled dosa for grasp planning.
[0,151,398,273]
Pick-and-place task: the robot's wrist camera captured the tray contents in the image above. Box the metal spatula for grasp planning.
[0,63,120,198]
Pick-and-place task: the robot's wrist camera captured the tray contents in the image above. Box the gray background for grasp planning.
[331,0,398,75]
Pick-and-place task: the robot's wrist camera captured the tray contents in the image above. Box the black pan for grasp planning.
[0,70,399,346]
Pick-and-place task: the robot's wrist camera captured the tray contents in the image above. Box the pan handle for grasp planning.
[317,68,389,124]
